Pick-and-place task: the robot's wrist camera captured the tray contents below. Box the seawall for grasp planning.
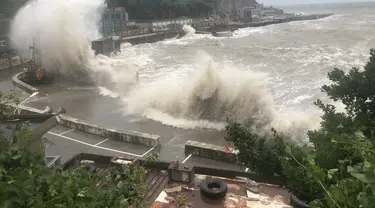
[214,13,334,32]
[122,13,334,45]
[122,31,179,45]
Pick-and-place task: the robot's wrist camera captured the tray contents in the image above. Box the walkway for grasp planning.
[25,85,227,162]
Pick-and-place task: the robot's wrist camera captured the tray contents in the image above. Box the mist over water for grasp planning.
[124,51,319,143]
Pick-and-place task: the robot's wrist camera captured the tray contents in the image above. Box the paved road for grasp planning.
[0,68,28,98]
[25,84,228,162]
[44,124,243,172]
[1,70,233,167]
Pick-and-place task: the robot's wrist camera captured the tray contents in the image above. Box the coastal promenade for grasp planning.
[122,13,334,44]
[1,12,335,174]
[1,69,244,173]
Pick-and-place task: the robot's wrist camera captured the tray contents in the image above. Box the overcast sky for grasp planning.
[259,0,375,6]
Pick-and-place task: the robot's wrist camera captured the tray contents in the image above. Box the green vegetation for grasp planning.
[225,49,375,207]
[0,91,148,208]
[0,0,216,20]
[107,0,216,20]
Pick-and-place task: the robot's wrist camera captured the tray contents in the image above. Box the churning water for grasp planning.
[10,1,375,143]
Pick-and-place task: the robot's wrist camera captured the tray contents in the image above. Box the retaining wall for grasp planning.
[12,72,38,94]
[11,72,161,147]
[60,115,160,147]
[185,140,238,163]
[122,31,179,45]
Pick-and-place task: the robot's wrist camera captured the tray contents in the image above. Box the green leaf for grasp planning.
[117,180,123,189]
[354,131,366,140]
[327,168,339,179]
[350,173,375,183]
[77,191,86,197]
[12,155,22,160]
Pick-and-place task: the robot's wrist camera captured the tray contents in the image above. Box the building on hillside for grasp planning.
[192,18,215,30]
[151,18,192,33]
[261,6,284,16]
[215,0,257,19]
[238,7,253,22]
[100,7,129,38]
[0,19,22,71]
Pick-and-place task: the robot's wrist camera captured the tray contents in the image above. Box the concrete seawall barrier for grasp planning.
[122,31,179,45]
[185,140,238,163]
[11,72,161,147]
[12,72,38,94]
[211,13,334,32]
[60,115,160,147]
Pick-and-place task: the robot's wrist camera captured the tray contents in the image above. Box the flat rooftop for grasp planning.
[63,154,291,208]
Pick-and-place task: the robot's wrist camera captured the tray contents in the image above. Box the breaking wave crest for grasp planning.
[125,52,319,143]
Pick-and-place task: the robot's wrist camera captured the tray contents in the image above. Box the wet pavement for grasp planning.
[1,70,231,166]
[25,84,228,162]
[44,124,243,172]
[0,68,28,98]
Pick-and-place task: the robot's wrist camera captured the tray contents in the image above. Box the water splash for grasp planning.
[10,0,137,89]
[124,52,319,143]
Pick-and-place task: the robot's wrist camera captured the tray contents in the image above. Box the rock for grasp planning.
[247,180,259,187]
[260,197,273,205]
[227,183,241,191]
[164,186,182,193]
[247,186,260,194]
[165,196,175,202]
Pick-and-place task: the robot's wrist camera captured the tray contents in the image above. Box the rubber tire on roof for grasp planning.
[85,164,97,174]
[200,178,228,200]
[290,194,310,208]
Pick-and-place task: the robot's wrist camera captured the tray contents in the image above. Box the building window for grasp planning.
[0,40,5,47]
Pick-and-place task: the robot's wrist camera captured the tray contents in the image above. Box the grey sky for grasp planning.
[259,0,375,6]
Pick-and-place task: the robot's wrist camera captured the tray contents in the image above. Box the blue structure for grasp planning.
[101,7,128,38]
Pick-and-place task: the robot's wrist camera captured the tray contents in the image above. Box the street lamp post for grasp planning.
[22,105,67,161]
[14,91,39,114]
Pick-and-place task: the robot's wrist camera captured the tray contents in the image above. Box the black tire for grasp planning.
[85,164,97,174]
[200,178,228,200]
[290,194,310,208]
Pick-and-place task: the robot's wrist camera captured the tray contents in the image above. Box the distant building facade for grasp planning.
[100,7,129,37]
[0,19,22,70]
[261,6,284,16]
[215,0,257,19]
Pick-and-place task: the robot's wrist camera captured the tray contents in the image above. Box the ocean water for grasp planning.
[10,1,375,143]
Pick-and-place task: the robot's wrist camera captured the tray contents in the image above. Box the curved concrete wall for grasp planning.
[12,72,160,147]
[12,72,38,94]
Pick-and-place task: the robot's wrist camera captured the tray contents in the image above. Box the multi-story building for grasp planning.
[100,7,129,38]
[0,19,12,55]
[0,19,22,70]
[215,0,257,19]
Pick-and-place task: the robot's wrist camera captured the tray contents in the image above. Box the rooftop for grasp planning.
[63,153,292,208]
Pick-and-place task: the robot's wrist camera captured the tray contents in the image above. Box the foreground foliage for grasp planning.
[226,49,375,207]
[0,91,148,208]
